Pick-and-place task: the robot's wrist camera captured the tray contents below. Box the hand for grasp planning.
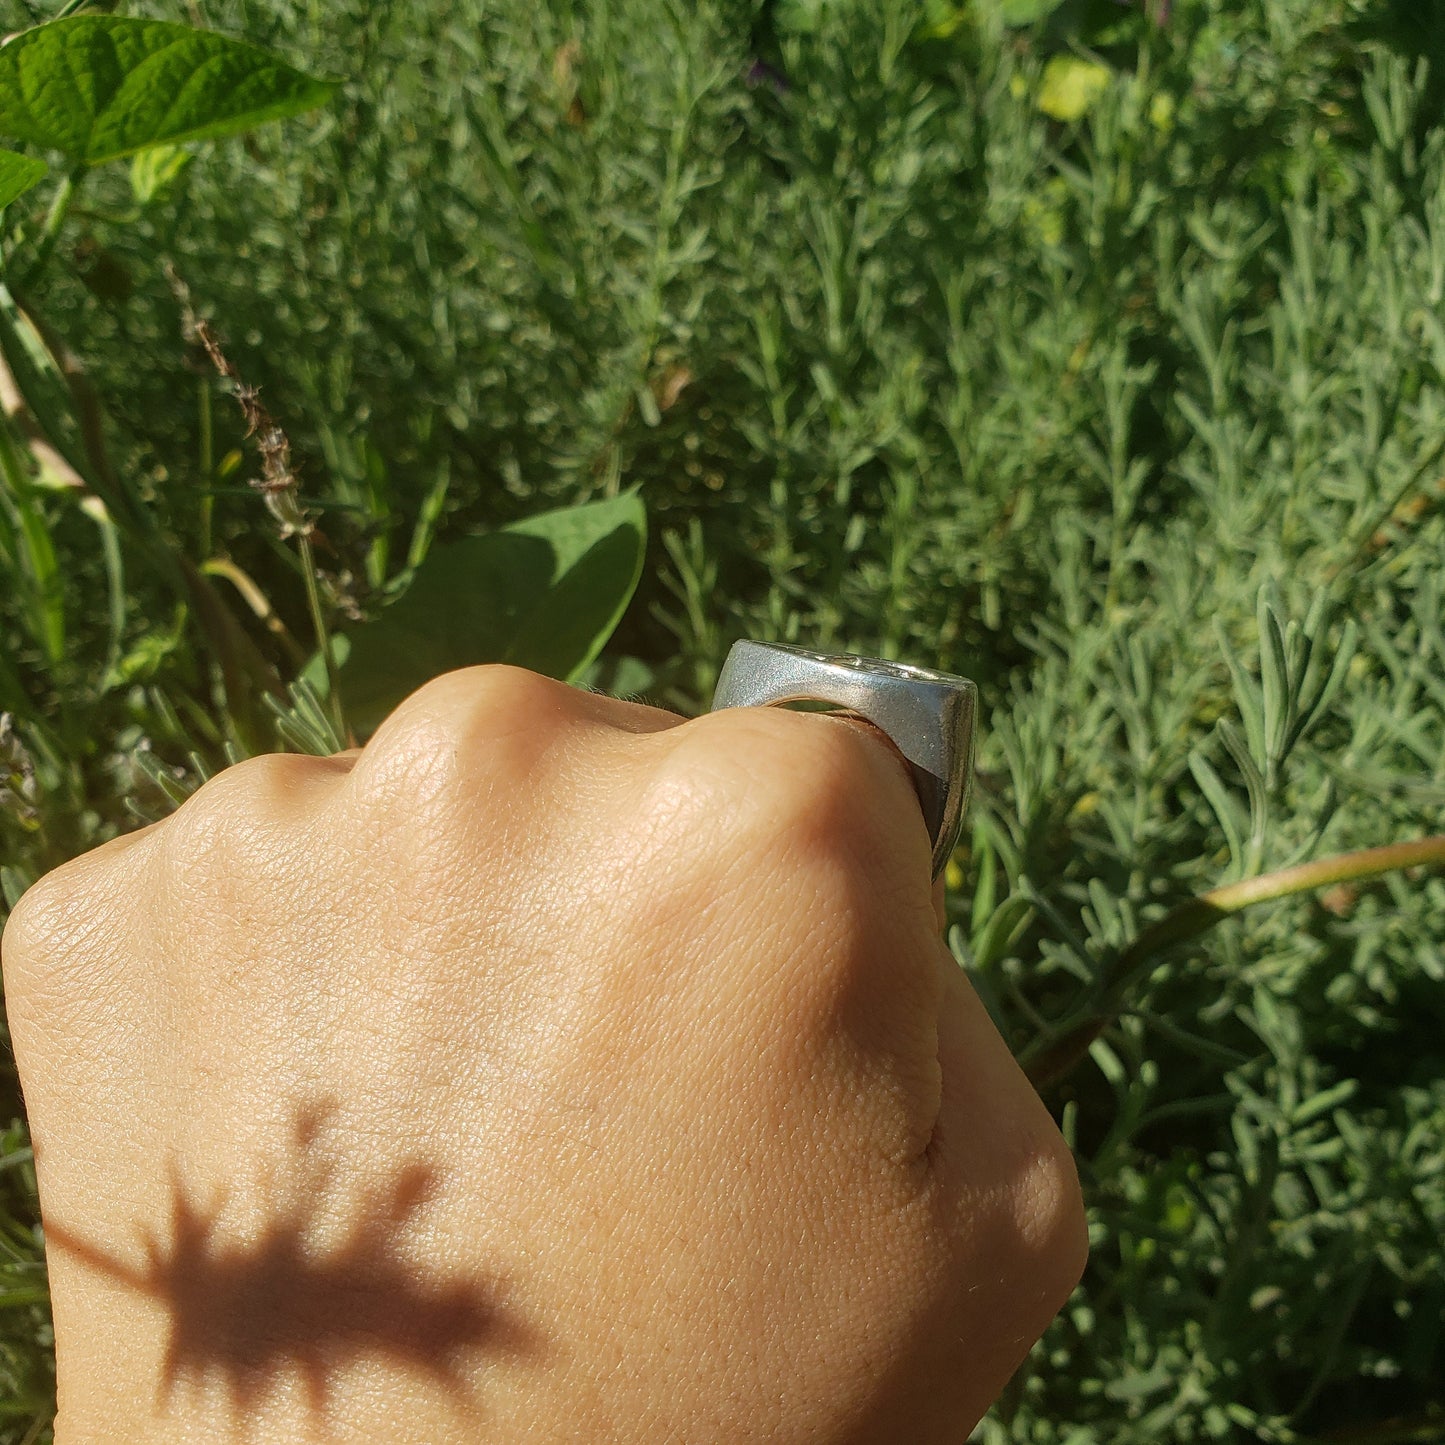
[3,667,1085,1444]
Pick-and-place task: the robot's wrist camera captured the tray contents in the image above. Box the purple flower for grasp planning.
[745,58,790,95]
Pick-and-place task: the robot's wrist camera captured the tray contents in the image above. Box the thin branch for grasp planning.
[1025,835,1445,1090]
[19,166,84,288]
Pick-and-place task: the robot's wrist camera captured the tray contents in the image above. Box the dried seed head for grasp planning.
[164,266,315,542]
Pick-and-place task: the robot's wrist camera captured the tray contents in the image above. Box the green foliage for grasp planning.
[316,490,647,734]
[1037,53,1113,120]
[127,139,189,205]
[998,0,1068,20]
[0,16,336,164]
[0,151,45,210]
[0,0,1442,1442]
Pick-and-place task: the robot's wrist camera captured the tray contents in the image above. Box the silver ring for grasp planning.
[709,642,978,879]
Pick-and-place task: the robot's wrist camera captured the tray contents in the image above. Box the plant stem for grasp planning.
[198,377,214,557]
[1308,1411,1445,1445]
[21,167,84,288]
[297,531,349,746]
[164,261,347,745]
[1333,430,1445,578]
[16,1409,53,1445]
[51,0,94,18]
[1120,834,1445,974]
[1024,834,1445,1090]
[201,556,306,666]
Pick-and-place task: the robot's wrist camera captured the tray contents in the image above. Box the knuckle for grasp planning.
[2,869,70,969]
[354,666,578,800]
[158,751,342,866]
[214,748,343,799]
[395,665,567,728]
[1,840,142,999]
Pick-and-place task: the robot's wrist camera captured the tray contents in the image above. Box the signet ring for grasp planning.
[709,641,978,880]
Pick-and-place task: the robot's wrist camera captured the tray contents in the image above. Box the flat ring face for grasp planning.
[709,640,978,879]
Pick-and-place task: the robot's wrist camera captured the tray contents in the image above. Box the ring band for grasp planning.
[709,641,978,879]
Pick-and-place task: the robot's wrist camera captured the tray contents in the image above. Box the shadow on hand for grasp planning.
[44,1099,537,1428]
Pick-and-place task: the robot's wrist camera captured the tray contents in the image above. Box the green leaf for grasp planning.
[922,0,1065,34]
[0,280,96,503]
[971,893,1034,972]
[315,492,647,737]
[266,676,345,757]
[80,493,126,690]
[104,603,185,689]
[774,0,829,33]
[996,0,1068,22]
[1188,749,1247,870]
[1257,587,1290,768]
[574,652,658,700]
[1214,616,1267,767]
[921,1,968,38]
[129,142,192,206]
[1292,1078,1358,1127]
[0,148,45,208]
[1037,55,1112,122]
[0,643,28,716]
[0,414,65,668]
[1088,1036,1126,1087]
[0,16,337,166]
[1,865,34,913]
[1217,719,1268,842]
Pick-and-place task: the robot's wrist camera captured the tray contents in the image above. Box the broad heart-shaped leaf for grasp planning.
[0,17,336,166]
[0,148,45,207]
[314,492,647,737]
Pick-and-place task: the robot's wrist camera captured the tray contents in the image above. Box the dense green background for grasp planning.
[1,0,1443,1439]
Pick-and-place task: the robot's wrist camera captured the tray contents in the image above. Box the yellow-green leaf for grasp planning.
[1037,55,1112,123]
[130,143,193,205]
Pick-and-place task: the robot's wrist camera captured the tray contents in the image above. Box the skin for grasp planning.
[1,666,1087,1444]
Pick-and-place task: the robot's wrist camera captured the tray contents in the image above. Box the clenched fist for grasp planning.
[2,668,1085,1444]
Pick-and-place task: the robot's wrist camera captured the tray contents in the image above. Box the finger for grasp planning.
[819,711,915,786]
[822,713,953,934]
[661,703,936,911]
[818,711,943,899]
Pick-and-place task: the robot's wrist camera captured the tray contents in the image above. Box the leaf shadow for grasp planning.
[44,1098,538,1431]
